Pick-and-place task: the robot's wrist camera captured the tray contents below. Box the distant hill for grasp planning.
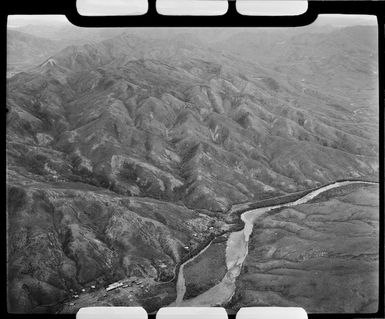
[7,30,63,75]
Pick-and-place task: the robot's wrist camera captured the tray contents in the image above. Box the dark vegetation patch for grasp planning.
[17,152,49,176]
[183,241,227,299]
[7,185,28,215]
[308,182,377,204]
[262,77,280,92]
[137,282,176,313]
[231,179,378,217]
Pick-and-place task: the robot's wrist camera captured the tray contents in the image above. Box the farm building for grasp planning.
[106,282,123,292]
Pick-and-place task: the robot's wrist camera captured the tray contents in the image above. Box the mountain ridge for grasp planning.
[6,25,379,313]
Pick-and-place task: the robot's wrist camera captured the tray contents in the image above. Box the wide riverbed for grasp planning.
[170,181,376,307]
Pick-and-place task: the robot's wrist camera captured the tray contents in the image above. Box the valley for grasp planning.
[6,21,379,314]
[229,182,379,313]
[170,181,379,314]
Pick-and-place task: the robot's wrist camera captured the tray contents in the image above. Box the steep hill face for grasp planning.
[6,26,379,313]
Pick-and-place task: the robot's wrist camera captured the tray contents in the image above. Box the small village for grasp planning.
[65,276,152,308]
[63,222,227,309]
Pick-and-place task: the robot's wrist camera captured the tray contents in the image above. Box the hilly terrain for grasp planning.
[7,30,62,77]
[229,183,379,313]
[6,25,379,313]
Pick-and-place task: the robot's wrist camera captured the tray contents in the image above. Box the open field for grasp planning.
[183,241,228,300]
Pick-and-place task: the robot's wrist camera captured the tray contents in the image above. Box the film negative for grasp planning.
[4,1,384,319]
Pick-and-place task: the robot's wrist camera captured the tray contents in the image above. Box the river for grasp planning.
[170,180,376,307]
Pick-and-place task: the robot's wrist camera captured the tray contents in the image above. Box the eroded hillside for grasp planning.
[229,183,379,313]
[6,26,379,313]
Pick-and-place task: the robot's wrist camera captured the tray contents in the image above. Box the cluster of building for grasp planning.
[70,284,96,299]
[183,226,216,251]
[68,278,146,307]
[106,282,123,291]
[105,278,147,292]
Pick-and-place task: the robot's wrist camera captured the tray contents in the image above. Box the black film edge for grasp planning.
[3,1,385,27]
[2,1,384,319]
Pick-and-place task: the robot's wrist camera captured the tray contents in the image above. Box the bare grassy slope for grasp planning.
[230,184,379,313]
